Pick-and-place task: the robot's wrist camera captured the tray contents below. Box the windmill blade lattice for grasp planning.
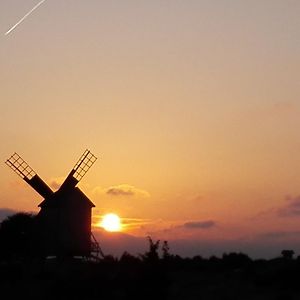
[73,150,97,181]
[5,153,36,180]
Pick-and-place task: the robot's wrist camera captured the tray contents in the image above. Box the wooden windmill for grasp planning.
[5,150,101,258]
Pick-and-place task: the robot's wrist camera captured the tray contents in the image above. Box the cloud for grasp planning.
[143,219,218,238]
[48,177,65,190]
[258,231,300,240]
[277,195,300,217]
[256,195,300,219]
[183,220,216,229]
[105,184,150,197]
[0,208,17,223]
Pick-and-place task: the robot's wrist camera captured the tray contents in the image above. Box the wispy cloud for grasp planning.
[143,219,218,238]
[106,185,135,196]
[48,177,65,190]
[258,231,300,240]
[121,217,153,227]
[184,220,216,229]
[277,195,300,217]
[254,195,300,220]
[95,184,150,197]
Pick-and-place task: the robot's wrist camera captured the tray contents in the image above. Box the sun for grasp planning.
[100,213,122,232]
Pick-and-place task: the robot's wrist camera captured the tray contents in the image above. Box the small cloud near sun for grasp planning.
[93,184,150,198]
[48,177,91,191]
[106,184,150,197]
[48,177,65,190]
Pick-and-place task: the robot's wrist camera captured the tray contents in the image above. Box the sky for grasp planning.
[0,0,300,258]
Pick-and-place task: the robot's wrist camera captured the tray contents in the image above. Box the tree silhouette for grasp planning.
[281,250,295,260]
[0,212,37,260]
[162,241,170,259]
[140,236,160,262]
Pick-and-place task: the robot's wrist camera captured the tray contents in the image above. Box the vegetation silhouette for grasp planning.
[0,212,38,260]
[1,212,300,300]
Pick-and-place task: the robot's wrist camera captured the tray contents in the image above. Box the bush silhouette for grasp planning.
[0,212,37,260]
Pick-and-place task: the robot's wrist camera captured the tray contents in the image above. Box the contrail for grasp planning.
[5,0,47,36]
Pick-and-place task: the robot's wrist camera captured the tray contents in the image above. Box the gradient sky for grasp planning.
[0,0,300,258]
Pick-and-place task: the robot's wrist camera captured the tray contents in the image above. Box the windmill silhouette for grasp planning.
[5,150,103,259]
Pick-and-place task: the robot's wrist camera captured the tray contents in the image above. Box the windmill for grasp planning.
[5,150,103,259]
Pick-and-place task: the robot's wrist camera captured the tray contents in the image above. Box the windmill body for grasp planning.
[37,187,95,256]
[5,150,97,258]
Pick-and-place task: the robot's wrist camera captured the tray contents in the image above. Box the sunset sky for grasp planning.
[0,0,300,258]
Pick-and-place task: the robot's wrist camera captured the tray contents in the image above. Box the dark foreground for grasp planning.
[1,253,300,300]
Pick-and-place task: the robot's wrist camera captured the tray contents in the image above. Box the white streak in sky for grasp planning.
[5,0,47,36]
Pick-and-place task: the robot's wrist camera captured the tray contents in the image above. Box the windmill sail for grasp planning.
[59,149,97,191]
[5,153,53,198]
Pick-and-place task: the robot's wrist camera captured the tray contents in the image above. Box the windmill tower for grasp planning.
[5,150,101,258]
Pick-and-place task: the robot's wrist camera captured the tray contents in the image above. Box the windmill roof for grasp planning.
[38,187,95,208]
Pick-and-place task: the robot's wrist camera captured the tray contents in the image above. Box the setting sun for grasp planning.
[100,213,122,232]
